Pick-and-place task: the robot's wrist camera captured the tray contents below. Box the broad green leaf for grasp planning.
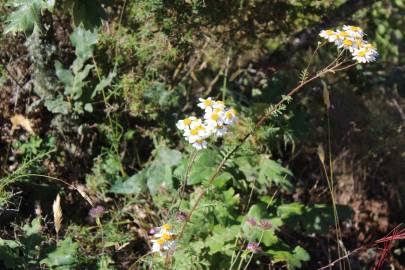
[110,170,147,195]
[44,95,71,115]
[258,156,293,192]
[22,217,42,236]
[154,146,182,167]
[205,225,239,255]
[267,246,310,270]
[70,26,99,61]
[146,163,172,195]
[40,237,79,267]
[55,61,93,100]
[0,238,23,268]
[277,203,304,219]
[143,146,182,195]
[188,149,221,185]
[262,229,279,246]
[21,218,43,264]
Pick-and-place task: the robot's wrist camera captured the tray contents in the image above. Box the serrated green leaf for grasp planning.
[110,170,147,195]
[188,149,221,185]
[146,163,172,195]
[44,95,71,115]
[277,203,304,219]
[154,146,182,167]
[70,26,98,61]
[205,225,239,255]
[267,246,310,270]
[92,70,117,98]
[55,61,93,100]
[258,156,293,192]
[40,237,78,267]
[5,0,44,34]
[0,238,23,268]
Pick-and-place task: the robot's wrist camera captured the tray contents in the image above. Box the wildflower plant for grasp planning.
[176,98,237,150]
[149,24,380,269]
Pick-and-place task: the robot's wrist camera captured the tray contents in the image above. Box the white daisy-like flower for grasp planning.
[185,122,209,143]
[352,47,377,63]
[151,238,165,253]
[223,108,237,125]
[320,25,378,64]
[176,116,196,131]
[192,139,208,150]
[177,98,238,149]
[212,124,228,137]
[204,108,225,129]
[334,30,350,47]
[150,224,177,255]
[197,97,215,112]
[213,100,226,109]
[342,25,364,39]
[362,43,378,56]
[337,37,358,51]
[319,29,338,42]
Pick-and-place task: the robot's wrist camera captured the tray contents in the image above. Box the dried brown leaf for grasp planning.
[10,114,35,135]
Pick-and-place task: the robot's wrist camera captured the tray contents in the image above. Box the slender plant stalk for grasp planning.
[239,232,264,270]
[228,177,259,270]
[180,150,198,198]
[177,58,352,240]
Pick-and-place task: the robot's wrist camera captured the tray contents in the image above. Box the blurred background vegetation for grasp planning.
[0,0,404,269]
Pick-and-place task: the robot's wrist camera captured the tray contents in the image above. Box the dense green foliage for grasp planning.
[0,0,404,269]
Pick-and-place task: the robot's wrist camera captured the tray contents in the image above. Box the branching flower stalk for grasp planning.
[177,56,356,240]
[165,25,379,267]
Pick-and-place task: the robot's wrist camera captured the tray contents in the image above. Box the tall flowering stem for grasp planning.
[177,58,357,240]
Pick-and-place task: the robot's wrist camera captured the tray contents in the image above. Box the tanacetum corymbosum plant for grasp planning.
[147,24,378,269]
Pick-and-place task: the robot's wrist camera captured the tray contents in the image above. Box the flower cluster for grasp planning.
[319,25,378,63]
[150,224,177,255]
[176,97,237,150]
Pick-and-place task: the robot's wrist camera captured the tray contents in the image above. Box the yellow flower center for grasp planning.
[339,31,349,38]
[350,26,361,32]
[156,238,166,245]
[358,50,366,57]
[214,108,222,113]
[211,114,219,121]
[196,139,204,144]
[355,39,363,47]
[196,125,205,131]
[162,233,175,241]
[190,129,198,135]
[203,99,213,106]
[225,111,233,119]
[325,30,334,36]
[183,118,192,126]
[162,224,171,231]
[343,39,353,46]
